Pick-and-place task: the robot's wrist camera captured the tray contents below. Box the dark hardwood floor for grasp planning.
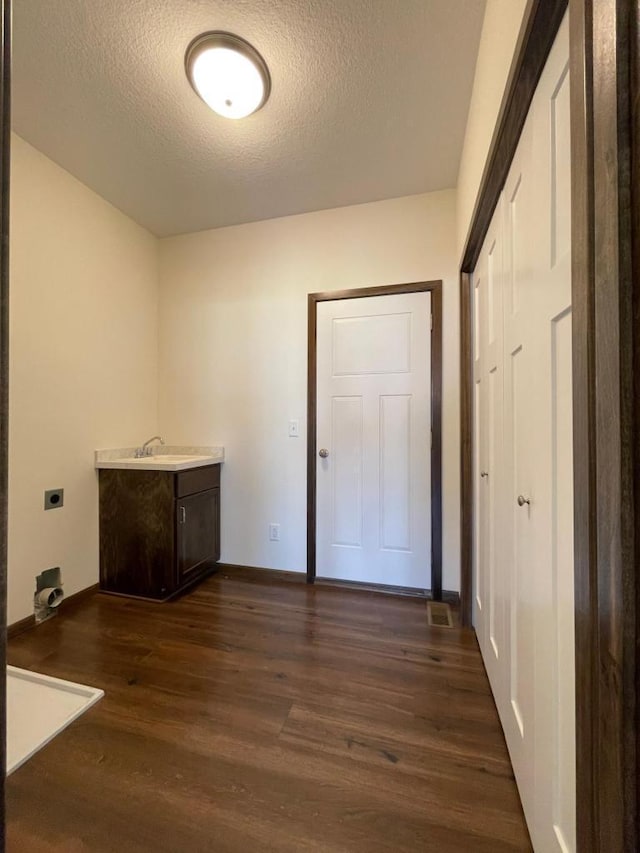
[6,567,531,852]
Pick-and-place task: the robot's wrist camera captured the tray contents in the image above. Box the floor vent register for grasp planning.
[427,601,454,628]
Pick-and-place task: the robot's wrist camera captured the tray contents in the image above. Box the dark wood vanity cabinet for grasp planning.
[99,464,221,600]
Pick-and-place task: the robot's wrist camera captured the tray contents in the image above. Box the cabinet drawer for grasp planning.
[175,464,220,497]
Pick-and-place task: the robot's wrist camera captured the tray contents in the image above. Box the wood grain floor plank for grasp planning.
[6,567,531,851]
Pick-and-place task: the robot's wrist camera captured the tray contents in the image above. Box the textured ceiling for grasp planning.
[12,0,485,237]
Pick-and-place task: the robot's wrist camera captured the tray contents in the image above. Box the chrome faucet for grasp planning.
[135,435,165,458]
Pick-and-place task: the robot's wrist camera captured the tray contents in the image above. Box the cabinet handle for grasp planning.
[180,506,186,524]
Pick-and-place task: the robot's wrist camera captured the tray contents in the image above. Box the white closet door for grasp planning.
[529,17,575,852]
[473,194,506,699]
[472,14,574,852]
[501,106,538,821]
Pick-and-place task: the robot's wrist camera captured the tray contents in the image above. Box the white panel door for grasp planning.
[316,293,431,588]
[473,192,507,701]
[528,16,575,852]
[472,13,574,853]
[500,106,538,819]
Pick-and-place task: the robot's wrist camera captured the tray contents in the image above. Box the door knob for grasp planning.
[517,495,530,507]
[480,471,488,478]
[318,448,329,458]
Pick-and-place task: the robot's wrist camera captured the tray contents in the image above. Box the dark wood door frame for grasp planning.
[307,281,443,598]
[459,0,639,850]
[0,0,9,844]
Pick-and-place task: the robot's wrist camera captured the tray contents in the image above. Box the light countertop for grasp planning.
[95,445,224,472]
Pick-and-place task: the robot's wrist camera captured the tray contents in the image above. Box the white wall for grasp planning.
[5,4,533,617]
[456,0,528,260]
[8,134,159,623]
[159,191,461,591]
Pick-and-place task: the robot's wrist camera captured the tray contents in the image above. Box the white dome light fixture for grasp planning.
[185,31,271,119]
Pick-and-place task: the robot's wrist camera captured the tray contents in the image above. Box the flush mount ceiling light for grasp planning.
[185,31,271,119]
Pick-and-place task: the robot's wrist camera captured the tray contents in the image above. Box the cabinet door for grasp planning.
[176,488,220,584]
[99,469,176,599]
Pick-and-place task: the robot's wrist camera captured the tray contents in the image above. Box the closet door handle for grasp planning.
[517,495,530,507]
[480,471,488,478]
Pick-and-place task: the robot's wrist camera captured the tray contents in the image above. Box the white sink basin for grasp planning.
[95,447,224,472]
[118,455,208,465]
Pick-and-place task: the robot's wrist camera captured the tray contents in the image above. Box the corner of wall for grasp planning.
[8,139,161,624]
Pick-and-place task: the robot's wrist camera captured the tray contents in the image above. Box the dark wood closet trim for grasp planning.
[632,1,640,842]
[307,281,443,598]
[0,0,10,843]
[459,0,639,849]
[569,3,597,845]
[459,271,473,628]
[570,1,639,849]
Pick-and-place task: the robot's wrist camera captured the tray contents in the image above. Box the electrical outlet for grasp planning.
[44,488,64,510]
[288,419,300,437]
[269,523,280,541]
